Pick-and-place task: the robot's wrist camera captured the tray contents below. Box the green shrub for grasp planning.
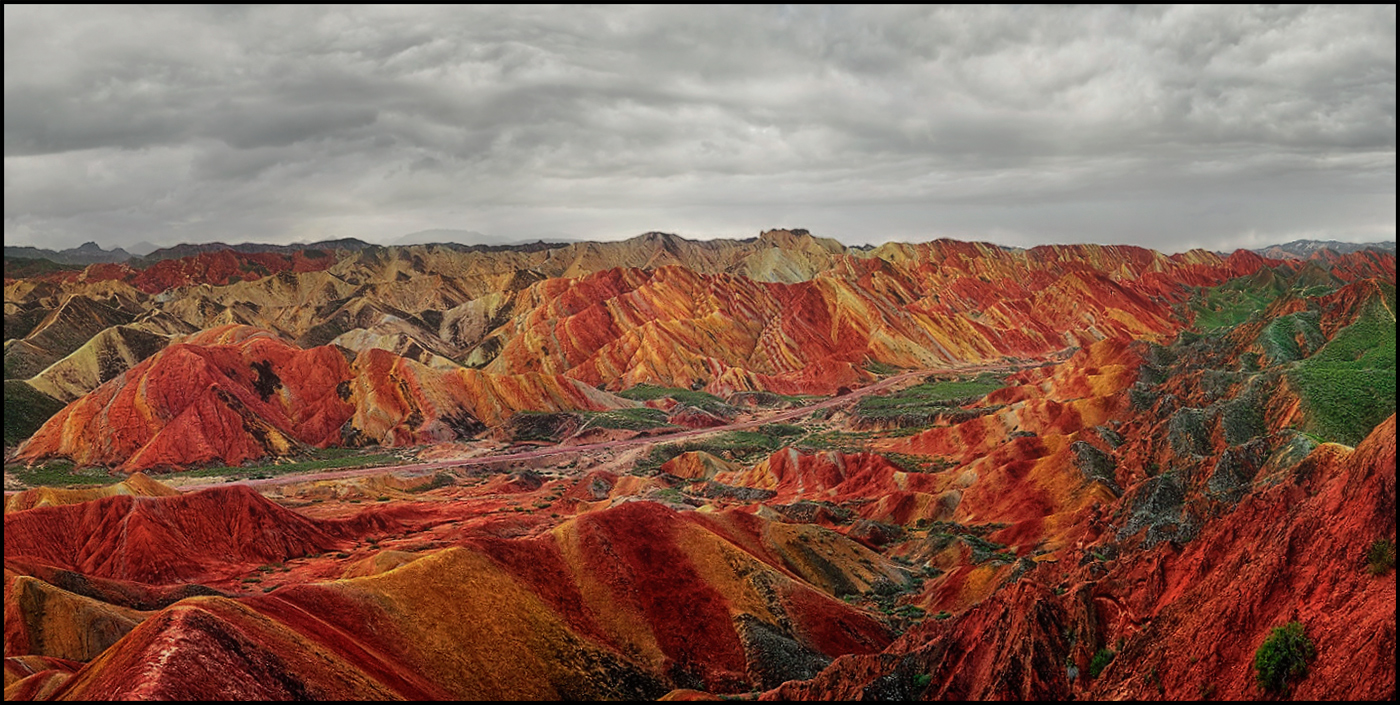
[1089,648,1115,678]
[765,423,806,437]
[1367,538,1396,576]
[863,360,903,376]
[1253,621,1314,694]
[583,407,675,431]
[853,376,1004,425]
[634,430,790,473]
[615,384,735,416]
[912,673,932,688]
[8,460,111,488]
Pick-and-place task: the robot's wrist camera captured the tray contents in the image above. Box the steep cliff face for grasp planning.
[1084,415,1396,701]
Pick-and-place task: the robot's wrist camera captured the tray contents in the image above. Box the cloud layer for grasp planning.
[4,5,1395,251]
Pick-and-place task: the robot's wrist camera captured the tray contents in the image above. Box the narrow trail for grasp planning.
[156,362,1026,493]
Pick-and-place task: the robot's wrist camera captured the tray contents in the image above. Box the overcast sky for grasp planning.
[4,5,1395,253]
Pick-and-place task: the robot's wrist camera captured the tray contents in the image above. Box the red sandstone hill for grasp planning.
[471,242,1256,395]
[15,325,633,471]
[12,236,1390,473]
[14,501,901,700]
[16,235,1261,471]
[61,249,338,294]
[760,414,1396,701]
[4,473,179,514]
[3,234,1395,701]
[16,327,355,471]
[2,485,341,584]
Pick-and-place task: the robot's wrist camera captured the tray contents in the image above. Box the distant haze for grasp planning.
[4,6,1395,253]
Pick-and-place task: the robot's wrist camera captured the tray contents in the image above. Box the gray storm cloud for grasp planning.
[3,5,1395,251]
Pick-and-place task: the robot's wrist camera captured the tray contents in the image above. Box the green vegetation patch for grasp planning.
[8,460,113,488]
[1190,272,1333,333]
[1188,264,1337,333]
[512,408,678,442]
[1367,538,1396,576]
[615,384,736,416]
[636,428,801,474]
[579,407,676,432]
[920,520,1016,563]
[854,374,1004,426]
[1261,311,1324,364]
[882,452,958,474]
[798,430,869,453]
[3,380,66,447]
[862,360,903,376]
[763,423,806,438]
[1193,288,1279,332]
[1289,293,1396,446]
[1089,648,1116,678]
[797,428,925,455]
[165,449,401,482]
[1254,621,1315,694]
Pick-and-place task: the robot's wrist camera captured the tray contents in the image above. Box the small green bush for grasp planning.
[1089,648,1115,678]
[1253,621,1314,694]
[1367,538,1396,576]
[912,673,932,688]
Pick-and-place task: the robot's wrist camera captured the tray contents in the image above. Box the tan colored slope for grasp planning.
[4,474,179,514]
[344,348,635,442]
[5,297,133,379]
[3,572,148,662]
[15,323,645,471]
[331,325,463,371]
[25,326,171,402]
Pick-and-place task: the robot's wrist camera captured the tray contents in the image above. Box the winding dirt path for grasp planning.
[170,362,1024,492]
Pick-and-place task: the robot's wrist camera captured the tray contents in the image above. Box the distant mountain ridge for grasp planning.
[3,242,132,265]
[136,238,375,262]
[10,234,1397,269]
[1250,239,1396,260]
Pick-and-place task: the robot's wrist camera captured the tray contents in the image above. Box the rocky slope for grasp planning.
[7,231,1304,470]
[15,325,634,472]
[5,493,903,699]
[2,232,1394,701]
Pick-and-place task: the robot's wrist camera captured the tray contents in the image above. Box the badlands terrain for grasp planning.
[3,230,1395,700]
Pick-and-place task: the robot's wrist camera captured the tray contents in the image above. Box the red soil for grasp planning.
[3,485,342,584]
